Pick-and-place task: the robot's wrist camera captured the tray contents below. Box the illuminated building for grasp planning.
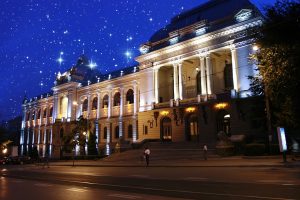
[20,0,264,158]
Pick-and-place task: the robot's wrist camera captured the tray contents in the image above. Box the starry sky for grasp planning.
[0,0,276,122]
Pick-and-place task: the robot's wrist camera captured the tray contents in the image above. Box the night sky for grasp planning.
[0,0,276,122]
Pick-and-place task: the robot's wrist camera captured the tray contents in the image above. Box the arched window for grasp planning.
[196,71,202,95]
[224,63,233,90]
[43,108,47,118]
[114,92,120,106]
[31,112,35,120]
[26,112,30,121]
[82,99,88,111]
[115,126,119,138]
[103,127,107,139]
[128,124,133,138]
[103,95,109,108]
[49,107,53,117]
[37,109,41,119]
[126,89,134,104]
[92,97,98,110]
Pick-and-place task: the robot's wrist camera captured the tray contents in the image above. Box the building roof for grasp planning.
[149,0,260,45]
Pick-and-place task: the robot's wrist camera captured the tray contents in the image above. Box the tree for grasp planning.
[250,0,300,135]
[62,115,90,156]
[88,132,98,156]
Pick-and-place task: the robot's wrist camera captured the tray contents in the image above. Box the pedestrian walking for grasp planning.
[144,146,150,167]
[203,144,208,160]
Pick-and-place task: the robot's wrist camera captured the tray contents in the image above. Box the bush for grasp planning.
[216,145,235,156]
[244,143,265,156]
[269,144,280,155]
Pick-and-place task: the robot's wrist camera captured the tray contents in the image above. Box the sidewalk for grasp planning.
[48,156,300,168]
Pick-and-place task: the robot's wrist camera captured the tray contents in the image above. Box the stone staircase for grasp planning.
[102,142,220,162]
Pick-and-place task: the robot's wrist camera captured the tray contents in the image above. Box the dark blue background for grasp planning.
[0,0,275,121]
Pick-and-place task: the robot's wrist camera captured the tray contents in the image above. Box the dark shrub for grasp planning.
[216,145,235,156]
[244,143,265,156]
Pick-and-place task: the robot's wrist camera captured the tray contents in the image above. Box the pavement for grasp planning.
[46,155,300,168]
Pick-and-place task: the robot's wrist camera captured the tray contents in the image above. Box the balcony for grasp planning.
[124,104,133,115]
[90,110,97,119]
[49,117,53,124]
[37,119,41,126]
[112,106,120,117]
[42,118,47,125]
[100,108,108,118]
[26,121,30,127]
[83,111,88,119]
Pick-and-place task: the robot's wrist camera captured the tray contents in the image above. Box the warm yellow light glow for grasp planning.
[186,107,196,113]
[73,101,78,106]
[83,131,87,136]
[215,103,229,109]
[160,111,169,116]
[2,148,7,154]
[252,45,259,51]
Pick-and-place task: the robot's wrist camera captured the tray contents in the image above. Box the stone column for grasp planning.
[120,88,124,117]
[87,94,91,119]
[231,47,239,92]
[132,116,137,142]
[200,56,207,95]
[205,54,213,94]
[154,68,159,103]
[108,91,112,118]
[133,82,138,115]
[67,90,73,121]
[173,63,179,100]
[97,92,101,119]
[53,93,59,122]
[178,62,183,100]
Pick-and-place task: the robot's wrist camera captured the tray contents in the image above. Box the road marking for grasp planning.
[184,177,208,181]
[258,180,296,185]
[68,180,296,200]
[34,183,52,187]
[108,193,141,199]
[66,188,87,192]
[130,174,149,178]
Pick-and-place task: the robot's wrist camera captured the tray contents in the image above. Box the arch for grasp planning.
[37,109,41,119]
[115,126,119,138]
[128,124,133,138]
[126,89,134,104]
[49,107,53,117]
[82,99,88,112]
[102,95,109,108]
[26,112,30,121]
[43,108,47,118]
[196,71,202,95]
[185,114,199,142]
[31,111,35,120]
[224,62,233,90]
[92,97,98,110]
[160,117,172,141]
[113,92,120,106]
[216,109,231,136]
[103,127,108,139]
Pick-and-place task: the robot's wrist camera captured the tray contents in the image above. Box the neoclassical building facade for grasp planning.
[20,0,264,158]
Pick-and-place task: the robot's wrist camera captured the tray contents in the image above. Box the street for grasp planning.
[1,165,299,200]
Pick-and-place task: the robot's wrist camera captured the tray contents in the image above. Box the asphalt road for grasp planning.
[1,165,299,200]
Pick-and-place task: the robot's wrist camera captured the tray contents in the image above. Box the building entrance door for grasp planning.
[186,115,199,142]
[161,117,172,141]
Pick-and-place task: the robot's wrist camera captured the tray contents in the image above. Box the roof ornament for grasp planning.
[235,9,252,22]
